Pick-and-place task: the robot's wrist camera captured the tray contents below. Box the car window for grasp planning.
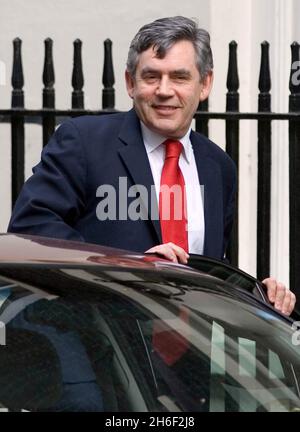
[187,255,262,294]
[0,268,299,412]
[134,314,300,412]
[209,321,299,412]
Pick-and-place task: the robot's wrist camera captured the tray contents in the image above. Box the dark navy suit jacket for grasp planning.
[8,109,237,260]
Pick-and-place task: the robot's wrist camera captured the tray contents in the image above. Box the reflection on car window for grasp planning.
[187,256,258,293]
[0,269,299,412]
[208,321,299,412]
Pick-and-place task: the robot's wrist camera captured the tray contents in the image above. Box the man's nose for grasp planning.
[155,76,175,97]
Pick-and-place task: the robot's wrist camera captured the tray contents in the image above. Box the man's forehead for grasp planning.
[140,66,192,76]
[144,40,196,56]
[137,41,198,70]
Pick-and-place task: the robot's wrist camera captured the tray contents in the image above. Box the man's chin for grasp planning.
[150,122,184,139]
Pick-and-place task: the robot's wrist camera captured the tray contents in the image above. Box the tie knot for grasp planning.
[163,139,183,159]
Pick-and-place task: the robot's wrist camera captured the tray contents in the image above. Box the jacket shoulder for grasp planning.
[191,131,236,173]
[66,112,126,133]
[51,112,128,152]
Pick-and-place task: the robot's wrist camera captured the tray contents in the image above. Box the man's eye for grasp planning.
[143,75,158,83]
[173,75,188,81]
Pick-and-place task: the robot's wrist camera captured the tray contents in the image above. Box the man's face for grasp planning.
[125,40,213,139]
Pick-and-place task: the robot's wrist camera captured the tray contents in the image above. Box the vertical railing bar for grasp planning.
[42,38,55,146]
[225,41,239,266]
[289,42,300,307]
[11,37,25,209]
[257,41,272,281]
[195,98,209,137]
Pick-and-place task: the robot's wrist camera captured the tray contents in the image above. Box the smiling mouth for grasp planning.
[152,105,178,113]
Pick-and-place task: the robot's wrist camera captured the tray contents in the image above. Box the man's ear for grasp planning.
[125,70,134,99]
[199,71,214,102]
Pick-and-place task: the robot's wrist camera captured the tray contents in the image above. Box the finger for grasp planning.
[145,243,189,264]
[145,245,178,262]
[262,277,277,303]
[273,282,287,311]
[286,291,296,316]
[167,242,189,264]
[281,289,292,315]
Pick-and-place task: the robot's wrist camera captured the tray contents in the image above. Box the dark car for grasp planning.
[0,233,299,412]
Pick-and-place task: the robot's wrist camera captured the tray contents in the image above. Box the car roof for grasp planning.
[0,233,173,269]
[0,235,285,321]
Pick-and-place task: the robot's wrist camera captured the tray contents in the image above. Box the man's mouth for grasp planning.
[152,105,178,113]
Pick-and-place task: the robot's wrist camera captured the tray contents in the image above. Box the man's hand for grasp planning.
[262,277,296,316]
[145,242,189,264]
[145,247,296,316]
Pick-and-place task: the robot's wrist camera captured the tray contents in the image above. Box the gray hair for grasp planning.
[126,16,213,81]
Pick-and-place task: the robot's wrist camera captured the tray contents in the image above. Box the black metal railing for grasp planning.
[289,42,300,298]
[257,41,271,281]
[1,37,300,300]
[225,41,239,268]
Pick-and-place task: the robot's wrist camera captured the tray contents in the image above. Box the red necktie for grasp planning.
[159,139,188,252]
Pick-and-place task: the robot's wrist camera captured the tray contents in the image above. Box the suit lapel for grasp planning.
[191,132,223,258]
[116,113,223,258]
[117,109,162,243]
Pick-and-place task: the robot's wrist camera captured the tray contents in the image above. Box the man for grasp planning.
[8,16,295,315]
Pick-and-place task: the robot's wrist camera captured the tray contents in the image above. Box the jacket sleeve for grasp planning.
[7,120,87,241]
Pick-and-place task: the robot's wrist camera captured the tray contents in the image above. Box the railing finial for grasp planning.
[258,41,271,112]
[72,39,84,109]
[102,38,115,109]
[11,37,24,108]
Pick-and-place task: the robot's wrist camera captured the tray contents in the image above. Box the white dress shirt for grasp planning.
[140,122,205,254]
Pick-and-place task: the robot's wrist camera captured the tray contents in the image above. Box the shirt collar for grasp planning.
[140,121,192,163]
